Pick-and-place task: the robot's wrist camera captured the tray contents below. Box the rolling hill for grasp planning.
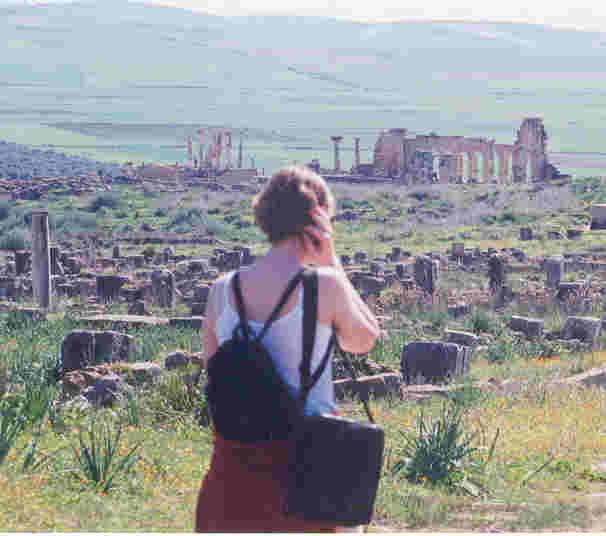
[1,0,606,173]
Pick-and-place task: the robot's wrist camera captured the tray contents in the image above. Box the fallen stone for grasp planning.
[562,316,601,345]
[445,329,479,347]
[333,373,402,401]
[169,317,204,330]
[509,316,544,338]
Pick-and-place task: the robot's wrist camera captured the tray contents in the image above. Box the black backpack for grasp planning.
[205,268,333,443]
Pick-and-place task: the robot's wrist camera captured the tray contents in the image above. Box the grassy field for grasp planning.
[2,175,606,530]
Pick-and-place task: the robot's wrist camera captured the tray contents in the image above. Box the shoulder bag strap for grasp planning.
[299,269,335,405]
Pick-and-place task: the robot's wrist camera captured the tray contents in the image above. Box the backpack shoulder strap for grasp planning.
[231,271,250,340]
[299,269,335,404]
[231,269,306,342]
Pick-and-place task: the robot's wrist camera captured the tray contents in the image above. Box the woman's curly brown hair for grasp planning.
[252,165,335,244]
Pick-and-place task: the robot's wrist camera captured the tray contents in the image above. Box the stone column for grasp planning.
[225,131,232,169]
[151,270,175,309]
[331,136,343,172]
[354,137,360,170]
[31,210,51,310]
[467,152,478,180]
[545,257,563,289]
[238,134,243,169]
[455,153,464,180]
[484,151,494,181]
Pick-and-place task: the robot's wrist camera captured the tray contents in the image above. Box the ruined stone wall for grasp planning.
[373,118,553,184]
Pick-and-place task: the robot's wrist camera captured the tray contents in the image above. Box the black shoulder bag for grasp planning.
[283,269,385,527]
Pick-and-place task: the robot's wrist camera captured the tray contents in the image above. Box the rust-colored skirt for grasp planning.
[195,432,339,533]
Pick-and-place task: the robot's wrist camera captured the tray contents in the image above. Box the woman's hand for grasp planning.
[298,207,338,267]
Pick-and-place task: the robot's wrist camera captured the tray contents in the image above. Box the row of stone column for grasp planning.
[433,149,540,183]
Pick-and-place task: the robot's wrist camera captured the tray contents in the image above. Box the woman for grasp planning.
[195,165,380,532]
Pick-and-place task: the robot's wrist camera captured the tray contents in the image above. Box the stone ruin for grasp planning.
[373,117,565,184]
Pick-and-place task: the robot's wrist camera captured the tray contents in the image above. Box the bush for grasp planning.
[465,310,496,334]
[486,337,516,363]
[166,207,206,232]
[72,415,142,493]
[0,202,11,221]
[392,403,478,489]
[0,229,30,251]
[87,194,121,213]
[51,211,97,233]
[154,207,168,217]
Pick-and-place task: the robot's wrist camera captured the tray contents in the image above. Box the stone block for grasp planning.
[401,341,471,384]
[562,316,601,345]
[61,331,95,373]
[557,281,585,301]
[520,227,533,241]
[445,329,479,347]
[61,330,135,373]
[333,373,402,401]
[96,275,128,303]
[82,374,129,407]
[447,303,470,318]
[590,204,606,229]
[452,242,465,258]
[169,316,204,330]
[94,330,135,363]
[509,316,544,338]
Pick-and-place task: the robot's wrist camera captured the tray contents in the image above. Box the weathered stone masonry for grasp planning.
[373,118,561,184]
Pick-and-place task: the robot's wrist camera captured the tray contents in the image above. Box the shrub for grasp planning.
[154,207,168,217]
[392,403,478,489]
[51,211,97,233]
[166,207,206,232]
[486,337,516,363]
[0,229,30,251]
[87,194,121,213]
[72,416,142,493]
[465,310,496,334]
[0,400,26,466]
[0,201,11,221]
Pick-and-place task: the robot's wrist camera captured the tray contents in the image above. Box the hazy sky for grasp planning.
[9,0,606,32]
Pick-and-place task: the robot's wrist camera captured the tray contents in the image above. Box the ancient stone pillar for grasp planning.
[414,255,439,295]
[545,257,563,289]
[467,152,478,180]
[455,153,464,180]
[484,151,495,181]
[151,270,175,309]
[50,246,62,275]
[331,136,343,172]
[225,131,232,169]
[238,134,243,169]
[31,211,51,310]
[354,137,360,170]
[488,255,505,294]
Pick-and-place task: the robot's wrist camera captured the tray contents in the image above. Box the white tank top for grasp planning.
[215,271,337,416]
